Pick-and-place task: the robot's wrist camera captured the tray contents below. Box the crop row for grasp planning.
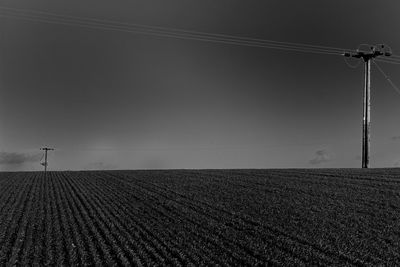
[0,169,399,265]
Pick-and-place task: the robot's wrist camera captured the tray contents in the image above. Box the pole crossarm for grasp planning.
[343,44,392,168]
[343,44,392,61]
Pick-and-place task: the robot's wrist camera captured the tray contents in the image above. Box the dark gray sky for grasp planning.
[1,0,400,170]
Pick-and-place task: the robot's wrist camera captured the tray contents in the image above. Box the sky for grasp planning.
[1,0,400,171]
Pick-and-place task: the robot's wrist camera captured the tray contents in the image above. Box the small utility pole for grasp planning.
[344,44,392,168]
[40,147,54,172]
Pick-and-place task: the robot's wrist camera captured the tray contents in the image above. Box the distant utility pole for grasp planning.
[40,147,54,172]
[344,44,392,168]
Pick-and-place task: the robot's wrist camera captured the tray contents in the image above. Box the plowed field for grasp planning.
[0,169,399,265]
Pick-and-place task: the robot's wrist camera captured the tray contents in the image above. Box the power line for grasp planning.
[343,57,361,69]
[0,7,346,56]
[1,6,400,62]
[0,6,351,53]
[0,6,347,53]
[0,17,340,56]
[51,141,337,153]
[4,6,400,64]
[0,13,338,55]
[0,12,340,55]
[375,58,400,65]
[373,60,400,96]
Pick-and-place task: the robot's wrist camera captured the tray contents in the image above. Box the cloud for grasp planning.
[309,150,331,165]
[392,136,400,141]
[394,161,400,167]
[0,152,42,165]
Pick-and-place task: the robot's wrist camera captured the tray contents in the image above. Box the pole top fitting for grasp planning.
[343,44,392,61]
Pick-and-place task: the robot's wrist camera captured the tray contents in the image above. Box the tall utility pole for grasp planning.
[344,44,392,168]
[40,147,54,172]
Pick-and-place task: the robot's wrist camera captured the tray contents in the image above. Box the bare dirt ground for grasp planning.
[0,168,399,265]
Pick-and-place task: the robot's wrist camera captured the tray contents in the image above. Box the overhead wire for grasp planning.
[0,6,347,56]
[0,6,350,52]
[4,5,400,64]
[0,16,336,55]
[50,141,336,153]
[343,57,361,69]
[1,6,400,63]
[373,60,400,96]
[4,8,400,92]
[375,58,400,65]
[2,6,400,76]
[0,6,353,53]
[375,56,400,65]
[0,14,339,56]
[0,17,343,57]
[2,7,400,66]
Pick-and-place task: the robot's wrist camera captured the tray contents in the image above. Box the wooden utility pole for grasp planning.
[344,44,392,168]
[40,147,54,172]
[362,59,371,169]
